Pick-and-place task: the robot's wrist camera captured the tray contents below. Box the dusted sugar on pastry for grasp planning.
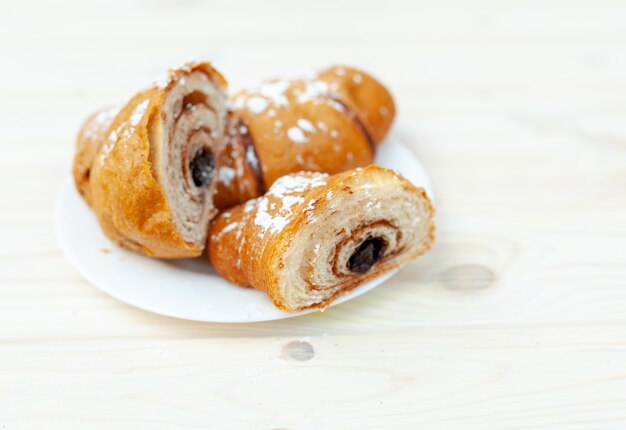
[208,165,434,312]
[212,115,265,211]
[75,62,229,258]
[214,65,396,210]
[73,106,119,205]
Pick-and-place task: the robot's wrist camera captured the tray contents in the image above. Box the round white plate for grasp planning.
[55,138,433,322]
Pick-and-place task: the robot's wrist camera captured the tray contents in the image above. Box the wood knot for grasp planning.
[438,264,496,291]
[282,341,315,361]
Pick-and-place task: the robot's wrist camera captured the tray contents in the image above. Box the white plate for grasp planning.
[55,138,433,322]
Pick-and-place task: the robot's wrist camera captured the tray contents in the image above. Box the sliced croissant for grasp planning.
[73,106,119,205]
[208,165,434,312]
[80,62,228,258]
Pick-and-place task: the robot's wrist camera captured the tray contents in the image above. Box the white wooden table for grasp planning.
[1,0,626,428]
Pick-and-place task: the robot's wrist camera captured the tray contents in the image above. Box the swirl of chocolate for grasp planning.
[208,166,435,312]
[153,68,227,244]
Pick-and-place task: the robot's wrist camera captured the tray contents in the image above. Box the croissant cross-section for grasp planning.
[78,62,228,258]
[209,165,435,312]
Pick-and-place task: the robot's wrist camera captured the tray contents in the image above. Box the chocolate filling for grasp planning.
[190,149,215,187]
[348,236,387,273]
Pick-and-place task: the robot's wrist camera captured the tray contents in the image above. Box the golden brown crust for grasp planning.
[208,166,435,311]
[232,81,374,187]
[73,64,396,260]
[316,66,396,145]
[209,172,327,294]
[213,115,265,211]
[73,106,119,205]
[88,62,228,258]
[215,65,396,205]
[75,64,394,214]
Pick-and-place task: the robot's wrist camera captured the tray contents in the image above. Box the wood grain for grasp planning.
[1,0,626,428]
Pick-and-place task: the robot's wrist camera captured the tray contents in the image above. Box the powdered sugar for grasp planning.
[154,72,171,89]
[83,106,119,140]
[287,127,307,144]
[232,95,246,109]
[305,199,316,211]
[243,199,256,213]
[108,130,118,143]
[247,96,268,114]
[252,173,328,236]
[234,79,291,111]
[281,195,305,210]
[100,100,148,165]
[245,145,260,172]
[287,118,318,144]
[305,199,317,222]
[297,119,316,132]
[129,100,149,126]
[257,80,290,106]
[327,99,345,113]
[211,219,240,241]
[236,236,246,268]
[268,173,328,199]
[221,222,239,234]
[297,80,329,103]
[218,166,236,186]
[254,198,289,234]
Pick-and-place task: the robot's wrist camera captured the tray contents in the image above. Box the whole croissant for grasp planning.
[214,65,395,209]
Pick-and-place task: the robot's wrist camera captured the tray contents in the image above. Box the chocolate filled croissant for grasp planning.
[208,166,435,312]
[73,63,394,258]
[77,62,228,258]
[214,65,395,210]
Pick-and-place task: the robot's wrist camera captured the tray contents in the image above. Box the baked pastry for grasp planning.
[208,165,435,312]
[214,65,395,210]
[212,114,266,210]
[73,106,119,205]
[78,62,228,258]
[73,63,395,258]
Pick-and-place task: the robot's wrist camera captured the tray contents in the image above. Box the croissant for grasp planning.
[208,165,435,312]
[214,65,395,210]
[73,105,119,205]
[73,64,395,258]
[76,62,229,258]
